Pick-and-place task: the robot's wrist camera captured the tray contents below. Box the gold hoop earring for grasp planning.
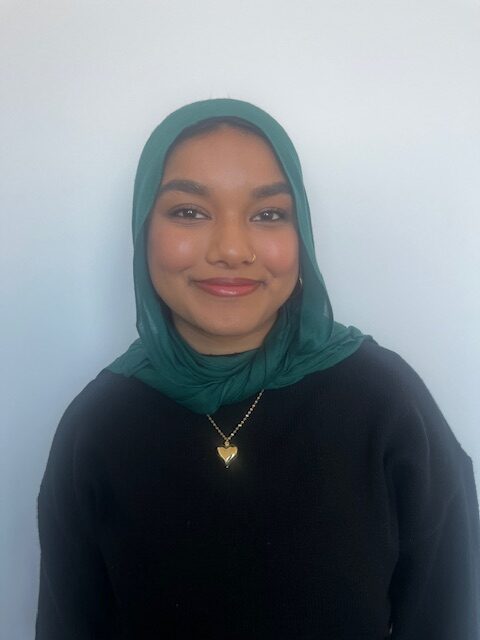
[290,274,303,299]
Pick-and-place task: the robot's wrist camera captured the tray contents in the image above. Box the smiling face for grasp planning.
[147,124,299,355]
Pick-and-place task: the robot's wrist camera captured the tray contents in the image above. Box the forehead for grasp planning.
[161,125,287,182]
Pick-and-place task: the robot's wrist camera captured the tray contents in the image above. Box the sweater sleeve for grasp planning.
[35,402,117,640]
[385,366,480,639]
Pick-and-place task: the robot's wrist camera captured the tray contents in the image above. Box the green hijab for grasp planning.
[108,98,370,414]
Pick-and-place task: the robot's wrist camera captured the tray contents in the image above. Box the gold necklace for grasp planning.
[206,390,264,467]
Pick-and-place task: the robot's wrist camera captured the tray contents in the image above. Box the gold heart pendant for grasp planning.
[217,445,238,467]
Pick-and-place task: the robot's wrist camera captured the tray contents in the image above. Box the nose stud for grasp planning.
[248,253,256,264]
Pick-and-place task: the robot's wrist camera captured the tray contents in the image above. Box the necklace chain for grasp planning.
[206,389,264,446]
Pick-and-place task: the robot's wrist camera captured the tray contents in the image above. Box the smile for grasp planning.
[193,278,263,297]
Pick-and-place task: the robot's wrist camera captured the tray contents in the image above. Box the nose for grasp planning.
[205,217,255,268]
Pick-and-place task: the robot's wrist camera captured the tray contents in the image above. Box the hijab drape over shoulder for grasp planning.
[108,98,371,413]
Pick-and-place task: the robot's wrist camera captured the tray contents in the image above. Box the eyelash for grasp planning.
[251,209,287,222]
[168,207,288,222]
[169,207,207,220]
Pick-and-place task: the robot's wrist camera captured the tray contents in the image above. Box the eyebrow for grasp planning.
[251,182,292,198]
[157,179,208,197]
[156,179,292,199]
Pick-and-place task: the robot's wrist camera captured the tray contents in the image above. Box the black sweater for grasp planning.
[35,341,480,639]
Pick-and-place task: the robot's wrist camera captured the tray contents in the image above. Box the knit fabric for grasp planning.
[36,340,480,639]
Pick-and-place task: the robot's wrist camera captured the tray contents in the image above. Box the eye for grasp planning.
[169,207,208,220]
[251,209,287,222]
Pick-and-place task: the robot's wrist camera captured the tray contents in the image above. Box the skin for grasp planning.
[147,125,300,355]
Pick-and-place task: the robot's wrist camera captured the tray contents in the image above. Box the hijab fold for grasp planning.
[108,98,370,414]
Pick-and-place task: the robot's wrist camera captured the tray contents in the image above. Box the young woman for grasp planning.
[36,99,480,639]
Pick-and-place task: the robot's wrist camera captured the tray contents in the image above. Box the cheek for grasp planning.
[259,231,299,276]
[147,224,200,273]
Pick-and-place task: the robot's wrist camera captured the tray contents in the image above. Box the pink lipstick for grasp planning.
[194,278,262,297]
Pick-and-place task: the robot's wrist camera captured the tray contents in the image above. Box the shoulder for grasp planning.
[39,369,187,514]
[349,340,470,494]
[41,370,174,484]
[303,338,468,466]
[299,338,438,417]
[58,367,187,429]
[321,338,454,425]
[322,340,475,540]
[59,368,154,424]
[323,338,431,400]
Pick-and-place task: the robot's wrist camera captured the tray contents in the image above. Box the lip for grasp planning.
[193,278,263,297]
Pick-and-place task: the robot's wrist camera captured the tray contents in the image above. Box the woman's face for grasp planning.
[147,125,299,355]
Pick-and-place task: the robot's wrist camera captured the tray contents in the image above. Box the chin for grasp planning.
[201,321,263,339]
[178,312,277,350]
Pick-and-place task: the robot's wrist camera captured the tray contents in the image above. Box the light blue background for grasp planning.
[2,1,479,637]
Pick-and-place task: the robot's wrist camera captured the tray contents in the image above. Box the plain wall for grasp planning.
[2,1,479,636]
